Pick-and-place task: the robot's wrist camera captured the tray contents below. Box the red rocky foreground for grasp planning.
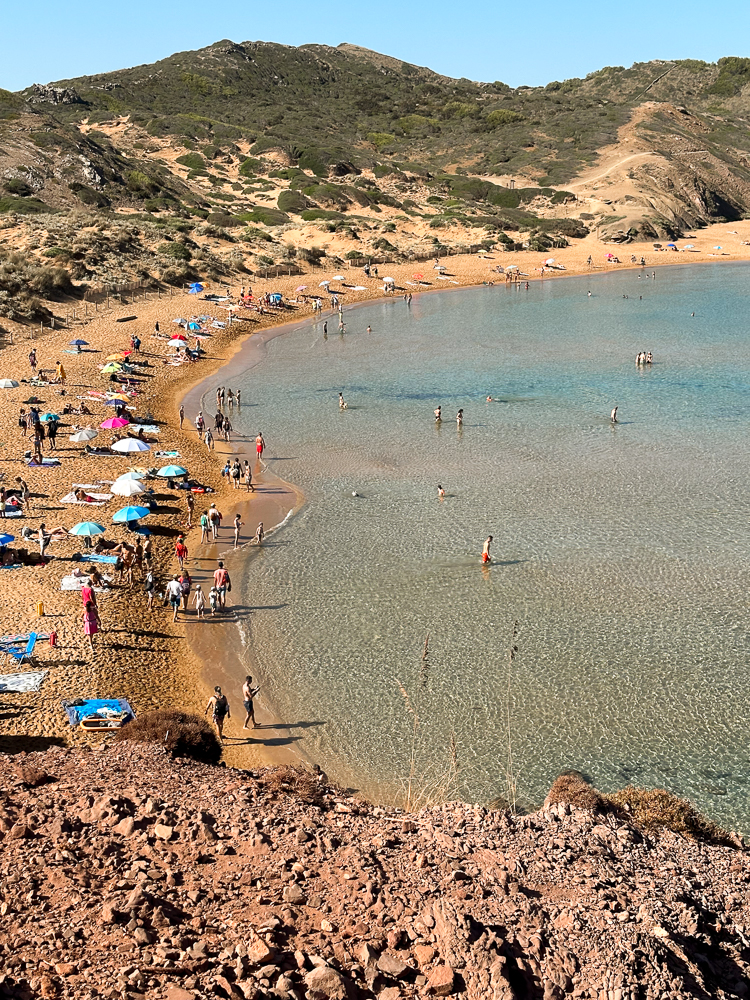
[0,744,749,1000]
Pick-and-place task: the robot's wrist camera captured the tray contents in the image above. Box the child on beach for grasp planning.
[192,583,206,619]
[82,599,101,656]
[200,511,209,544]
[209,585,219,616]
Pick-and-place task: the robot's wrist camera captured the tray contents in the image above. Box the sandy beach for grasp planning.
[1,217,749,769]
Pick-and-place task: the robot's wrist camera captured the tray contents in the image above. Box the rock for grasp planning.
[413,945,436,967]
[13,764,54,787]
[100,902,123,925]
[377,952,410,978]
[154,823,174,840]
[133,927,152,945]
[283,884,307,905]
[245,936,273,966]
[54,963,77,977]
[114,817,136,837]
[428,965,456,996]
[165,988,195,1000]
[304,965,348,999]
[8,823,32,840]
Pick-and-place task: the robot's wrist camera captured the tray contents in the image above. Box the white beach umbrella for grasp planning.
[111,476,146,497]
[543,257,555,265]
[331,275,344,281]
[382,276,395,282]
[0,379,19,389]
[112,438,151,453]
[70,428,99,442]
[120,470,147,481]
[319,280,330,287]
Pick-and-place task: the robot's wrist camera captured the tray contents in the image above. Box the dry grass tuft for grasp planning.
[113,709,222,765]
[609,785,732,845]
[546,771,608,812]
[262,765,326,807]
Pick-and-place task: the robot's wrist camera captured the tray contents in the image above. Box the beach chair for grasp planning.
[5,632,38,665]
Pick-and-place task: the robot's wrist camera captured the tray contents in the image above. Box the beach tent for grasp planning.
[187,322,201,331]
[112,438,150,453]
[269,293,282,305]
[0,379,19,388]
[157,465,187,478]
[100,417,129,429]
[112,506,150,523]
[111,477,146,497]
[69,522,106,538]
[70,428,98,443]
[188,283,204,294]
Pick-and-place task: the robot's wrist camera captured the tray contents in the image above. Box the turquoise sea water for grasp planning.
[219,264,750,828]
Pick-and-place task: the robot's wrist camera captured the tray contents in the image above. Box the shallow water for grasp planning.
[221,264,750,829]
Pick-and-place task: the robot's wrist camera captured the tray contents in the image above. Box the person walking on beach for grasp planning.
[204,428,214,451]
[38,524,49,559]
[195,411,204,434]
[254,521,264,546]
[242,675,259,730]
[179,404,184,429]
[438,484,445,499]
[233,513,243,549]
[82,599,101,656]
[179,570,191,611]
[186,491,195,529]
[174,534,188,571]
[244,463,254,492]
[610,406,619,424]
[205,686,230,740]
[255,432,265,462]
[166,575,182,622]
[200,510,209,544]
[208,503,222,539]
[482,535,493,564]
[236,389,241,407]
[192,583,206,619]
[213,561,231,608]
[29,349,37,374]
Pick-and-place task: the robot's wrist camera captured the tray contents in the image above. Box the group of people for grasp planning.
[636,351,653,365]
[433,406,464,427]
[204,674,260,740]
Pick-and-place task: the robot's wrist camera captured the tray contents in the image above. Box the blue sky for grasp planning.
[3,0,749,92]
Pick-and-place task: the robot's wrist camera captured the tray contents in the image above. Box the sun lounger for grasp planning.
[3,632,38,665]
[62,697,135,728]
[0,670,48,692]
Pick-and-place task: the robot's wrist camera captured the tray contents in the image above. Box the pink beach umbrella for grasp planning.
[100,416,130,429]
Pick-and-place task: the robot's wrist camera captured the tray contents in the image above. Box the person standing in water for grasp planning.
[482,536,493,564]
[456,409,463,427]
[255,432,265,461]
[338,392,347,409]
[233,513,243,549]
[205,686,230,740]
[434,406,442,423]
[255,522,264,546]
[610,406,619,423]
[242,675,260,730]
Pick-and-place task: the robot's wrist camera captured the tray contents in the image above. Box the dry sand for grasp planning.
[1,224,748,768]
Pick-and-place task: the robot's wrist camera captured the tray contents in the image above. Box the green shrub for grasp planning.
[113,708,222,765]
[486,109,525,127]
[239,226,274,243]
[237,207,290,226]
[239,157,263,177]
[69,182,110,207]
[707,57,750,96]
[126,170,159,195]
[0,196,50,214]
[158,241,191,261]
[176,152,206,171]
[4,178,32,197]
[277,189,310,214]
[367,132,396,150]
[609,786,731,845]
[300,208,344,222]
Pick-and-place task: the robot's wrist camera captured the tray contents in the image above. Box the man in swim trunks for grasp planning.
[213,560,230,608]
[255,432,265,460]
[242,675,259,729]
[482,536,492,564]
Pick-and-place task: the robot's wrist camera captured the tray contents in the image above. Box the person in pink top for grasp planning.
[82,600,101,656]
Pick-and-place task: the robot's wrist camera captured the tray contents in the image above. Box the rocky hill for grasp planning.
[3,45,750,302]
[1,742,749,1000]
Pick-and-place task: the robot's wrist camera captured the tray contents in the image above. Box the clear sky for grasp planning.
[3,0,749,93]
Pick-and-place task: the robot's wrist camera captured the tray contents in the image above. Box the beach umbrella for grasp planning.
[69,339,88,347]
[69,522,106,538]
[157,465,187,478]
[100,416,129,429]
[683,244,695,249]
[331,275,344,281]
[106,352,129,361]
[382,276,395,282]
[318,280,330,287]
[188,283,203,294]
[0,379,19,388]
[543,257,555,265]
[41,413,59,422]
[112,438,150,453]
[111,477,146,497]
[0,533,14,546]
[168,338,188,348]
[295,285,307,292]
[713,246,723,250]
[187,322,201,331]
[122,469,146,480]
[104,399,129,407]
[101,363,122,374]
[113,506,150,523]
[70,428,98,442]
[106,393,131,402]
[171,332,187,341]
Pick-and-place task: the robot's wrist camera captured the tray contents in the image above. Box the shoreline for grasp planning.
[0,239,748,779]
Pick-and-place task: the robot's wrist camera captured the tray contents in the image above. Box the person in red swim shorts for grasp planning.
[255,431,265,460]
[482,536,492,564]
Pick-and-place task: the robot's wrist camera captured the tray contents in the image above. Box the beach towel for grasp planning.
[0,564,22,570]
[1,509,23,518]
[81,553,118,564]
[62,697,134,727]
[26,457,60,467]
[133,425,160,434]
[155,450,179,458]
[59,492,111,505]
[60,574,112,591]
[0,670,48,693]
[0,632,50,646]
[72,483,114,490]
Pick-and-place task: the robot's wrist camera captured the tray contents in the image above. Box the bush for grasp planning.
[238,207,290,226]
[239,226,274,243]
[300,208,344,222]
[0,196,50,214]
[262,765,326,806]
[486,109,525,127]
[239,157,263,177]
[126,170,159,196]
[4,178,32,197]
[609,786,731,845]
[367,132,396,150]
[113,708,222,765]
[277,189,310,214]
[297,245,325,263]
[546,771,608,812]
[158,241,191,261]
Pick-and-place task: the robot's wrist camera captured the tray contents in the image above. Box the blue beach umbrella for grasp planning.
[0,533,15,546]
[69,339,88,346]
[112,506,150,523]
[188,282,203,294]
[68,522,106,537]
[157,465,187,478]
[40,412,60,422]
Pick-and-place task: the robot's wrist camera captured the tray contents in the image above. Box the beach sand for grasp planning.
[1,218,749,768]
